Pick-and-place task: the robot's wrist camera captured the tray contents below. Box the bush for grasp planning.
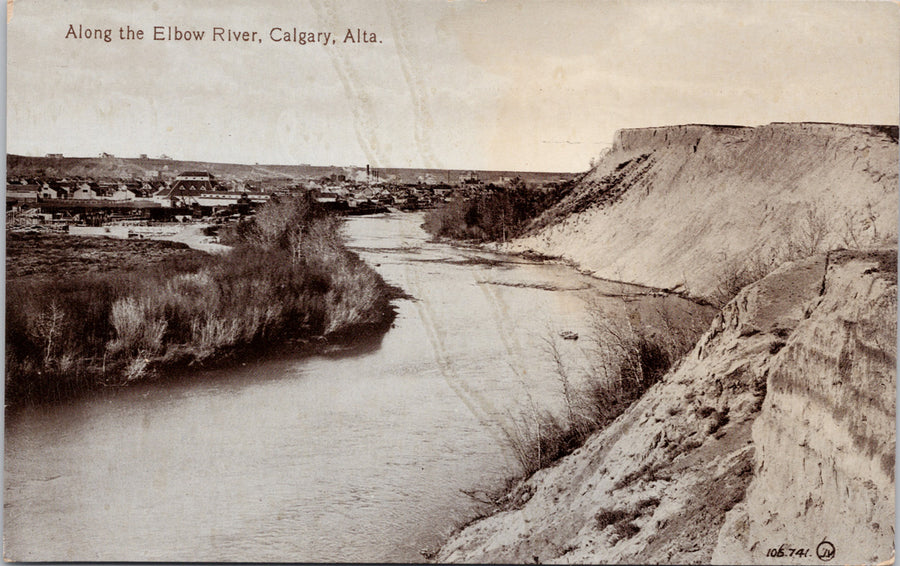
[503,311,684,477]
[6,268,178,402]
[423,180,572,242]
[106,195,393,361]
[707,201,881,307]
[5,194,395,406]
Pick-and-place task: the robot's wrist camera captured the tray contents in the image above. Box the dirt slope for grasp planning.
[713,249,896,564]
[437,250,896,564]
[509,123,898,301]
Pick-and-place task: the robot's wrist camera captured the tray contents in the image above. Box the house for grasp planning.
[6,184,41,202]
[433,185,453,198]
[141,181,164,196]
[314,191,340,204]
[72,183,99,200]
[171,171,216,192]
[45,182,70,199]
[153,186,201,207]
[459,171,480,185]
[95,181,118,197]
[151,185,175,206]
[109,188,137,201]
[39,185,58,199]
[148,172,217,206]
[152,183,269,209]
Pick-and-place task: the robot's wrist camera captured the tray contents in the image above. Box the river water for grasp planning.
[4,212,711,562]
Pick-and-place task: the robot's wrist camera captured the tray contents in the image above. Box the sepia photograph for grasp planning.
[4,0,898,563]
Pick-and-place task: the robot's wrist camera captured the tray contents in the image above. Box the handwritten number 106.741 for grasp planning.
[766,545,811,558]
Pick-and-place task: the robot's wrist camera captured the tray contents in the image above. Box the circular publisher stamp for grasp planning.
[816,539,835,562]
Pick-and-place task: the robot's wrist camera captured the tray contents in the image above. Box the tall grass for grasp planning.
[6,268,170,402]
[6,194,395,406]
[503,309,693,477]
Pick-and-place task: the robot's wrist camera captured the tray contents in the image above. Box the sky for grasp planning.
[6,0,900,172]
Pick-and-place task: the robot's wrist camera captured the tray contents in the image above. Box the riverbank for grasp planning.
[5,195,398,407]
[6,211,717,562]
[436,249,896,564]
[434,123,897,563]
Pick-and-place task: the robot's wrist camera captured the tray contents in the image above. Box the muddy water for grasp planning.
[4,212,711,562]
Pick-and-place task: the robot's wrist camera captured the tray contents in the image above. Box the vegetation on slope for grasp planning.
[439,124,897,562]
[501,301,708,479]
[6,194,396,406]
[422,179,573,242]
[504,320,677,477]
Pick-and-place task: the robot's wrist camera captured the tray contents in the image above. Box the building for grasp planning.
[314,191,340,204]
[433,186,453,198]
[459,171,480,185]
[110,187,137,201]
[72,184,99,200]
[6,184,41,202]
[39,184,58,199]
[152,184,269,209]
[171,171,217,192]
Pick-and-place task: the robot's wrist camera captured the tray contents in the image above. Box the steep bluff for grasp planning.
[438,250,896,564]
[510,123,898,301]
[713,249,896,564]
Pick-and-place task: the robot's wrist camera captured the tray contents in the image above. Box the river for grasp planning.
[4,212,712,562]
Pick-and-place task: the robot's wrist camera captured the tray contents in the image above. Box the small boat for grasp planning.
[559,330,579,340]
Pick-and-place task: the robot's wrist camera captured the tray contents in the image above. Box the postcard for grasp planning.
[5,1,898,563]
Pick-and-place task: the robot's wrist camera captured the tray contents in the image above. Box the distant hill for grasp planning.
[6,154,577,185]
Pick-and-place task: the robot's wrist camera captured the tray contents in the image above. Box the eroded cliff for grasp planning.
[510,123,898,301]
[713,250,896,564]
[438,252,895,564]
[439,123,897,564]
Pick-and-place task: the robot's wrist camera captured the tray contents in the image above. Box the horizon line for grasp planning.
[5,153,584,175]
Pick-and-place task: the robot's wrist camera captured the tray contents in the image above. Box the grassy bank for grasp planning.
[502,306,698,478]
[6,194,397,406]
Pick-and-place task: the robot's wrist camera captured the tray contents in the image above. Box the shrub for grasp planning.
[711,252,779,308]
[423,180,572,242]
[6,270,158,402]
[108,195,392,359]
[6,195,395,406]
[503,311,682,477]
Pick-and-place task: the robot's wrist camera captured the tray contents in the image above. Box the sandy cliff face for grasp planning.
[510,123,898,300]
[713,250,896,564]
[438,251,896,564]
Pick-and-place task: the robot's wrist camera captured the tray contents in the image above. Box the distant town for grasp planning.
[6,153,576,231]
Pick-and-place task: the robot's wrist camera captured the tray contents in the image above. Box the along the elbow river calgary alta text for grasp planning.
[65,24,381,45]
